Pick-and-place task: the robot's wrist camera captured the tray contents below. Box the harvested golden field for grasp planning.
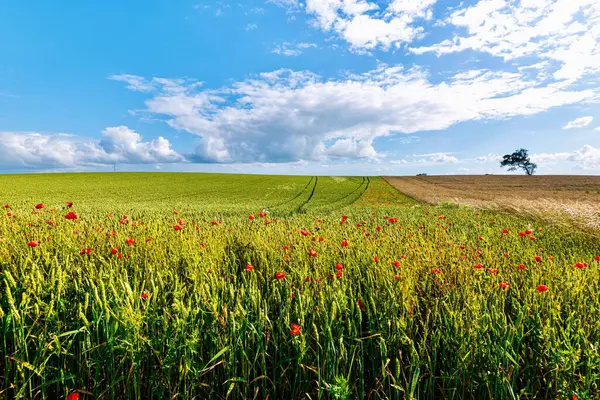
[384,175,600,230]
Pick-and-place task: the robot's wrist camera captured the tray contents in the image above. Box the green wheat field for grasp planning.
[1,173,599,399]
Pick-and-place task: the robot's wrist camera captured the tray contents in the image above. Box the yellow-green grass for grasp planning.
[0,173,599,399]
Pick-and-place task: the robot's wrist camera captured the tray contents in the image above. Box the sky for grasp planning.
[1,0,599,175]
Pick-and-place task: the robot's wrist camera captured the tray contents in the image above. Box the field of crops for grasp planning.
[1,173,600,399]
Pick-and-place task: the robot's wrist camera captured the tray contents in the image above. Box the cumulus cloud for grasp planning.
[111,64,597,163]
[562,116,594,129]
[532,145,600,169]
[0,126,184,170]
[270,0,437,51]
[410,0,600,83]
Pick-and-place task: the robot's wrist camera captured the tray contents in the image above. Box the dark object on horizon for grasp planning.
[500,149,537,175]
[416,173,428,176]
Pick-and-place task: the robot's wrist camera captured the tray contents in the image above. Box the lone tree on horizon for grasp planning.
[500,149,537,175]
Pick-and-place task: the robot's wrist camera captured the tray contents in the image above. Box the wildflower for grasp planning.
[537,284,548,293]
[358,299,366,311]
[525,229,533,235]
[27,240,39,247]
[6,212,11,217]
[259,211,268,218]
[174,225,182,231]
[517,263,526,270]
[534,256,542,262]
[275,272,286,280]
[518,231,526,237]
[145,238,152,243]
[35,203,44,209]
[376,226,381,232]
[595,255,600,261]
[502,229,509,234]
[245,264,254,271]
[340,215,348,224]
[529,236,536,241]
[336,271,343,278]
[66,201,73,208]
[3,204,8,209]
[248,215,255,220]
[300,230,310,236]
[431,269,441,275]
[487,268,499,274]
[499,282,510,290]
[290,323,301,335]
[110,248,118,254]
[394,274,400,280]
[335,263,343,271]
[64,211,77,220]
[80,248,92,255]
[341,240,349,247]
[373,256,379,263]
[67,393,79,400]
[308,249,317,257]
[388,217,398,223]
[141,291,149,299]
[125,238,135,246]
[393,260,401,267]
[478,236,485,241]
[574,262,588,269]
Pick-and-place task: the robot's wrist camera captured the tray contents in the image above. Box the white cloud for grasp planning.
[245,23,258,31]
[410,0,600,83]
[0,126,184,170]
[562,116,594,129]
[272,42,317,56]
[532,145,600,169]
[108,74,155,92]
[112,64,597,163]
[272,0,437,51]
[413,152,460,163]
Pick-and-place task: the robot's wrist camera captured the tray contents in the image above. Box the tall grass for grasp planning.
[0,176,599,399]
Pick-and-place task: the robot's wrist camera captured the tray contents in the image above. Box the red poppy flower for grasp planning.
[210,221,218,225]
[574,262,586,269]
[174,225,182,231]
[67,393,79,400]
[518,231,526,237]
[66,201,73,208]
[336,271,343,278]
[27,240,39,247]
[308,249,317,257]
[487,268,499,274]
[537,284,548,293]
[80,248,92,255]
[145,238,152,243]
[502,229,509,234]
[534,256,542,262]
[245,264,254,271]
[305,276,311,282]
[259,211,268,218]
[478,236,485,241]
[300,230,310,236]
[318,236,324,242]
[275,272,286,280]
[473,263,483,269]
[341,240,349,247]
[529,236,536,241]
[125,238,135,246]
[290,323,301,335]
[375,226,381,232]
[110,248,118,254]
[340,215,348,224]
[431,269,441,275]
[517,263,526,270]
[358,299,366,311]
[499,281,510,290]
[595,255,600,262]
[3,204,8,209]
[393,260,401,267]
[35,203,44,209]
[6,212,11,217]
[525,229,533,235]
[283,245,290,251]
[64,211,77,220]
[141,291,149,299]
[117,253,123,259]
[248,215,255,220]
[335,263,343,271]
[388,217,398,223]
[373,256,379,263]
[394,274,400,280]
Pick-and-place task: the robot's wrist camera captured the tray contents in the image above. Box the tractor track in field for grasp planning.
[295,176,319,214]
[270,176,315,208]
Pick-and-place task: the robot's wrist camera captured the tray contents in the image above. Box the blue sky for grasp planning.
[1,0,599,175]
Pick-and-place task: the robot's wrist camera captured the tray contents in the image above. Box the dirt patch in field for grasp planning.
[384,175,600,230]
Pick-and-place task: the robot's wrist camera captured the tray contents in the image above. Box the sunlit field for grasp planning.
[1,173,599,399]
